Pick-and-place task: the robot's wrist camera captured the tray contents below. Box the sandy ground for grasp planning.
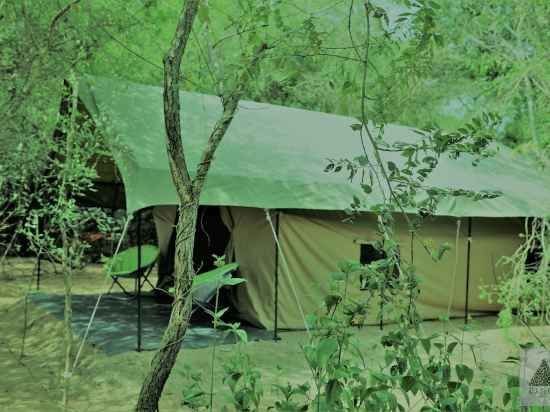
[1,258,549,411]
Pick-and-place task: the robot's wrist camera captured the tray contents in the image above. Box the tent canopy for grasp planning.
[79,76,550,217]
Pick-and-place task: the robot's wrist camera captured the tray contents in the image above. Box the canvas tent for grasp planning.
[78,75,550,330]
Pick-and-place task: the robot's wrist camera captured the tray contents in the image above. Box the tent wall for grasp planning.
[153,206,177,258]
[229,208,524,330]
[152,206,178,287]
[223,207,277,328]
[153,205,232,283]
[151,205,524,330]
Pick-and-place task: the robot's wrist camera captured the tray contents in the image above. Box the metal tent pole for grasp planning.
[410,231,414,264]
[36,216,42,290]
[407,230,415,325]
[273,212,281,341]
[464,217,472,325]
[264,209,310,336]
[137,209,142,352]
[36,254,41,291]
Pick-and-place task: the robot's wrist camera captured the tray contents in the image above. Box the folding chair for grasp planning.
[105,245,160,297]
[168,263,240,311]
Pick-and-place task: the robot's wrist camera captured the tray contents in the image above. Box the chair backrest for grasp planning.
[192,262,239,304]
[192,262,239,288]
[167,263,240,298]
[106,245,159,276]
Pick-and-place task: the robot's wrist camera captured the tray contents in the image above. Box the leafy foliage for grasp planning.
[481,218,550,327]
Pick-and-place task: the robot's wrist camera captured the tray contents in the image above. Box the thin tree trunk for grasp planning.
[61,236,73,409]
[136,3,200,411]
[136,1,268,409]
[136,203,198,411]
[524,77,539,147]
[61,70,78,410]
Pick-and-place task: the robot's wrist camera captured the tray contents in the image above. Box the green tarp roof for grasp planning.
[79,76,550,218]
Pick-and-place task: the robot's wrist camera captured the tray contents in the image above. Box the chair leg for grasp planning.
[139,265,156,292]
[107,279,116,295]
[111,277,136,297]
[141,276,156,290]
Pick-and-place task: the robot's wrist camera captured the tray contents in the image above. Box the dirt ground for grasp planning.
[1,258,549,411]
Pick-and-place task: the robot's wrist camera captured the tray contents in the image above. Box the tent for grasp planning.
[78,75,550,330]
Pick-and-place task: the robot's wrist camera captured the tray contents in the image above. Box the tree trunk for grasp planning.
[61,70,78,410]
[135,1,268,409]
[136,202,199,412]
[61,232,73,409]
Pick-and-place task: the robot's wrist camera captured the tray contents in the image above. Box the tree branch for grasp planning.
[163,0,201,202]
[193,42,269,193]
[49,0,81,40]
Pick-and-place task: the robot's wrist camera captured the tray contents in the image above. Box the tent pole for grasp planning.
[273,211,281,341]
[408,230,414,323]
[264,209,310,336]
[464,217,472,325]
[36,216,42,291]
[410,231,414,264]
[380,305,383,331]
[137,209,142,352]
[36,253,41,290]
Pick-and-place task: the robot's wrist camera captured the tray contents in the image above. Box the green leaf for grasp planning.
[447,341,458,354]
[197,3,210,25]
[214,307,229,320]
[456,364,474,384]
[350,123,363,131]
[361,183,373,194]
[330,272,345,281]
[464,397,481,412]
[317,338,338,368]
[507,375,520,388]
[222,277,246,286]
[384,350,396,366]
[401,375,416,392]
[420,338,431,355]
[235,329,248,343]
[447,381,460,393]
[326,379,343,406]
[502,355,519,364]
[463,365,474,384]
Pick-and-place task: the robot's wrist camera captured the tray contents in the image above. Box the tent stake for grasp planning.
[137,209,142,352]
[273,211,281,341]
[464,217,472,325]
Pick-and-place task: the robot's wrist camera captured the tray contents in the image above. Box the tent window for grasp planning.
[359,243,399,290]
[360,243,386,265]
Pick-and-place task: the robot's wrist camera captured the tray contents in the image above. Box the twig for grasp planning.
[49,0,81,40]
[193,43,269,191]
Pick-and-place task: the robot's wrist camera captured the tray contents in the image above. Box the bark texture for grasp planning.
[136,2,201,411]
[136,204,198,411]
[61,72,78,410]
[162,0,201,203]
[136,1,268,410]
